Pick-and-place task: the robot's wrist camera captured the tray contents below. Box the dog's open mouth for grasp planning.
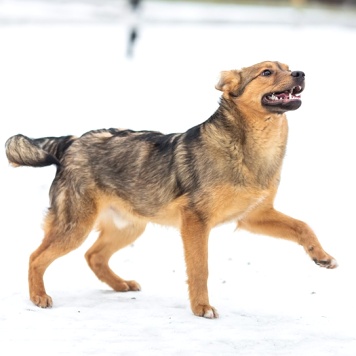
[262,85,303,105]
[262,85,304,111]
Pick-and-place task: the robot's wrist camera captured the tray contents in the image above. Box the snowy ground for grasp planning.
[1,1,356,355]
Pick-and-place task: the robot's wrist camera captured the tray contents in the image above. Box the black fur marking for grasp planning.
[33,135,75,164]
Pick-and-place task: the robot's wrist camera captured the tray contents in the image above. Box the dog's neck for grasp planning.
[203,98,288,187]
[207,97,288,140]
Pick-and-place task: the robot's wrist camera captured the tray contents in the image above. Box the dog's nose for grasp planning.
[291,71,305,78]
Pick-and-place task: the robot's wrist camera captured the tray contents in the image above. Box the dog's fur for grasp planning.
[5,61,337,318]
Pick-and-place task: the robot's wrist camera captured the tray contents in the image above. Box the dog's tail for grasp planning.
[5,134,76,168]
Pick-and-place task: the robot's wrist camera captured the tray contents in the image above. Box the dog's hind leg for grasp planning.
[85,214,146,292]
[29,210,96,308]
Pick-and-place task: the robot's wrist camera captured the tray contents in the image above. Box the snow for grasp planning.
[1,1,356,355]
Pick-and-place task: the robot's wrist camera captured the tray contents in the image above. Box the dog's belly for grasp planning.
[96,206,135,230]
[96,187,268,231]
[97,195,187,230]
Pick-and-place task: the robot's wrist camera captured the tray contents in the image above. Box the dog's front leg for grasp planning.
[180,210,218,319]
[239,207,337,269]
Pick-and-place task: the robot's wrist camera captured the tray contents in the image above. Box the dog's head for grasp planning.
[216,61,305,114]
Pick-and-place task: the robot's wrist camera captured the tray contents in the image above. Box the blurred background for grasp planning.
[1,0,355,131]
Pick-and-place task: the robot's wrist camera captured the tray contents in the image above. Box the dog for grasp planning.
[5,61,337,318]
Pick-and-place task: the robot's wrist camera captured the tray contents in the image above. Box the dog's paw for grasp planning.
[113,280,141,292]
[313,257,338,269]
[31,294,53,308]
[193,304,219,319]
[306,246,338,269]
[126,280,141,291]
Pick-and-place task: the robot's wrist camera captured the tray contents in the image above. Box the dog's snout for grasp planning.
[291,71,305,78]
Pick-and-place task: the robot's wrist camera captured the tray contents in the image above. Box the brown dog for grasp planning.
[5,61,337,318]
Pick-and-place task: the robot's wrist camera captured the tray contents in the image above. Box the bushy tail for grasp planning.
[5,134,76,167]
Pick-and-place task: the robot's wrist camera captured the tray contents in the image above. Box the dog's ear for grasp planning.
[215,70,241,97]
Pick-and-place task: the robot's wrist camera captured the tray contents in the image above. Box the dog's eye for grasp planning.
[261,70,272,76]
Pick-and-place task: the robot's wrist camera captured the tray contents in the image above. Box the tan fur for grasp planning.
[6,61,337,318]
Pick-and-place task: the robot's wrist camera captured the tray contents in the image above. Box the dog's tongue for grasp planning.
[276,92,289,99]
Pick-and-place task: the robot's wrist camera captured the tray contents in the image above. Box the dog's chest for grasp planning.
[242,125,287,187]
[200,184,269,226]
